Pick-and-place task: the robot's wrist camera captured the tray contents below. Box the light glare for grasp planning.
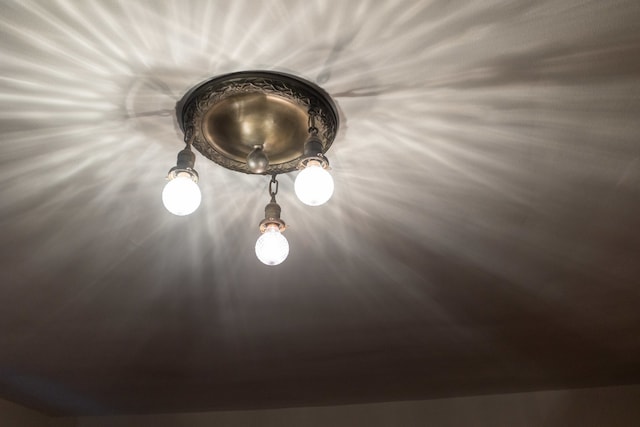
[162,174,201,216]
[255,225,289,266]
[295,162,334,206]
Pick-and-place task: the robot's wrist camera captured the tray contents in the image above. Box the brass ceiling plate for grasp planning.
[177,71,339,174]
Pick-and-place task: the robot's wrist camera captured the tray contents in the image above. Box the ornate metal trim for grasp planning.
[176,71,339,175]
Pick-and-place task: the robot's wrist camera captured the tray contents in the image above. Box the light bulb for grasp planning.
[295,161,334,206]
[255,224,289,266]
[162,173,201,216]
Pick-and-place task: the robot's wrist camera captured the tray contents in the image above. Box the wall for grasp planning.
[0,397,75,427]
[77,384,640,427]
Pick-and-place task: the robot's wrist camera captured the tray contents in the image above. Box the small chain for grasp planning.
[268,174,279,202]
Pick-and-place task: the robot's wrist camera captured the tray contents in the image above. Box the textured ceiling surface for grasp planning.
[1,0,640,417]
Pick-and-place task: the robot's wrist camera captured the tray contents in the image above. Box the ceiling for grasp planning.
[1,0,640,417]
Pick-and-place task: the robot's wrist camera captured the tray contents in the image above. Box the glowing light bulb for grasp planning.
[162,173,201,216]
[255,224,289,266]
[295,160,334,206]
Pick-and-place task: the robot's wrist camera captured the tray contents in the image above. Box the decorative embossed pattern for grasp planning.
[177,71,339,174]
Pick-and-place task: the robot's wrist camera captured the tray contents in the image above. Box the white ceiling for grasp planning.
[1,0,639,416]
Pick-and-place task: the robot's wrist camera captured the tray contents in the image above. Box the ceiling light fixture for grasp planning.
[165,71,339,265]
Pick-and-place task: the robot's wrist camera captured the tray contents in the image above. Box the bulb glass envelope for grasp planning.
[255,224,289,265]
